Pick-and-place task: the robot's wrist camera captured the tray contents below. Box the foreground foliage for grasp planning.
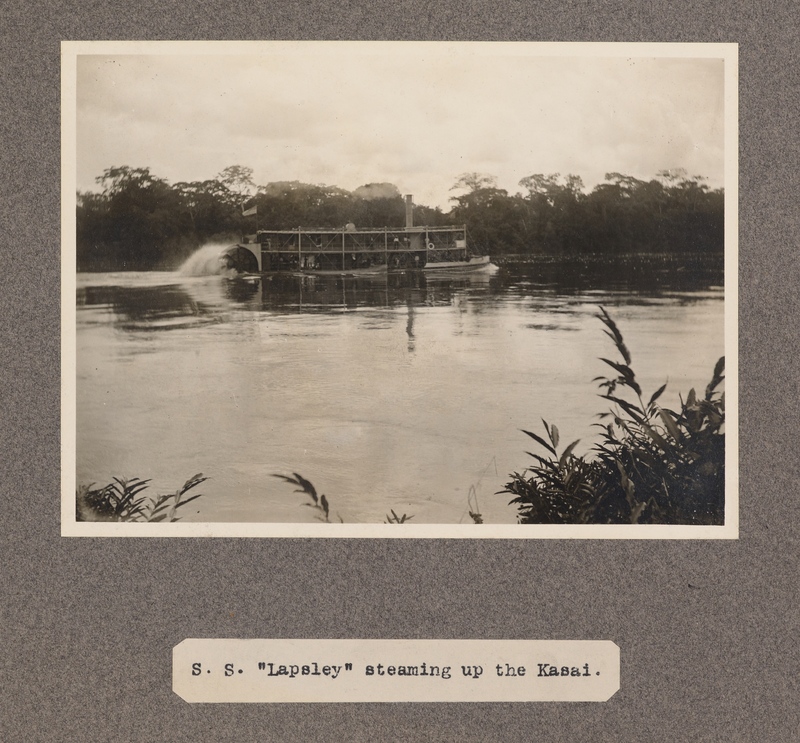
[76,474,207,523]
[273,473,414,524]
[273,473,336,523]
[502,308,725,525]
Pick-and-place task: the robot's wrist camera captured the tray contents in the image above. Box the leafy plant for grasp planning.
[385,509,413,524]
[466,484,484,524]
[274,472,415,524]
[502,308,725,524]
[273,472,337,523]
[76,474,207,523]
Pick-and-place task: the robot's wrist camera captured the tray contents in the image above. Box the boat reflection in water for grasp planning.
[252,270,494,314]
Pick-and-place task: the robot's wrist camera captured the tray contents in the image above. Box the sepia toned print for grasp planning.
[61,41,738,537]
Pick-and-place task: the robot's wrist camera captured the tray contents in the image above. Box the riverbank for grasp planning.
[490,252,724,292]
[493,251,723,268]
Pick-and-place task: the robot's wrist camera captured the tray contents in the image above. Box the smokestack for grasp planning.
[405,194,413,229]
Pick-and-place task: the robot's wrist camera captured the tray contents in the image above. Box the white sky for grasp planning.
[75,42,727,210]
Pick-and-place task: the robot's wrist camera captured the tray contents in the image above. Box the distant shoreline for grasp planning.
[493,251,724,266]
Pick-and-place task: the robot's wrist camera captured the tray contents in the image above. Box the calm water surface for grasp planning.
[75,259,724,524]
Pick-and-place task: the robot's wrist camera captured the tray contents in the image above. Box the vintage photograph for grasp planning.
[62,41,737,536]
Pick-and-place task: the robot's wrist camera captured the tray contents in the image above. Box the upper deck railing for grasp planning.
[256,226,468,254]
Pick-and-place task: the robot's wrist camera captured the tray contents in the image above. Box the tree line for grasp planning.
[76,165,724,271]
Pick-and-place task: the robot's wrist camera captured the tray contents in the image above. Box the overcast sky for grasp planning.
[75,43,727,210]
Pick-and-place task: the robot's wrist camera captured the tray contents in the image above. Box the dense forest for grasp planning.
[76,165,724,271]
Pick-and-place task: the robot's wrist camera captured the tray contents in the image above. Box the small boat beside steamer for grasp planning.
[219,195,494,277]
[420,255,493,271]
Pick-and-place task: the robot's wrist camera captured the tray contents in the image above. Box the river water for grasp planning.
[75,252,724,524]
